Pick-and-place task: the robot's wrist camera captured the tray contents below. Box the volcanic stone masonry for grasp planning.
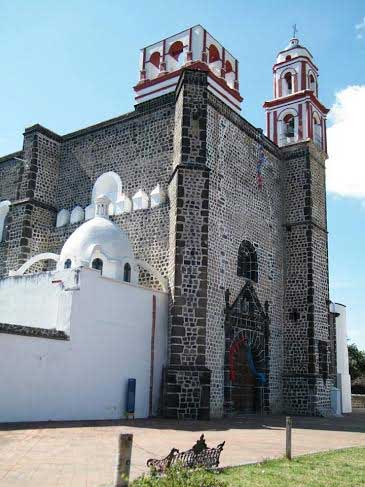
[0,65,332,418]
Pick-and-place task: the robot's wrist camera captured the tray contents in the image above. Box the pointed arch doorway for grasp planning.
[224,283,270,415]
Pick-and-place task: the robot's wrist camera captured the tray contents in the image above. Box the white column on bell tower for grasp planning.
[263,34,329,152]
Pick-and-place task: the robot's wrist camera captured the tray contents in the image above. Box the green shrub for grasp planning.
[131,464,227,487]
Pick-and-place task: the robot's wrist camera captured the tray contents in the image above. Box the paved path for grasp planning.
[0,411,364,486]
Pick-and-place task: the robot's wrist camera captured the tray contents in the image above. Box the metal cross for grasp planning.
[292,24,298,38]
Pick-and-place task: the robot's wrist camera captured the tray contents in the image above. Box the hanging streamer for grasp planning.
[256,129,268,190]
[228,337,247,382]
[246,347,266,385]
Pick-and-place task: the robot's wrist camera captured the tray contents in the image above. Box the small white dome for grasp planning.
[57,196,137,283]
[276,38,312,64]
[59,217,134,267]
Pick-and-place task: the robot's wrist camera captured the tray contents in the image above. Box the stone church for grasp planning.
[0,25,350,421]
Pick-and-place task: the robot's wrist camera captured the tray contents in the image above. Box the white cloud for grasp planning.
[326,85,365,199]
[355,16,365,39]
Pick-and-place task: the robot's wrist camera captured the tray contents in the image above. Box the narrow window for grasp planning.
[0,214,8,242]
[284,72,293,94]
[149,51,161,69]
[309,74,316,92]
[237,241,258,282]
[0,200,11,242]
[124,263,131,283]
[225,60,233,74]
[92,258,103,274]
[313,115,322,147]
[208,44,220,63]
[169,41,184,63]
[64,259,72,269]
[283,114,295,138]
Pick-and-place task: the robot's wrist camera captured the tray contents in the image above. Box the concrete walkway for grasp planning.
[0,411,364,486]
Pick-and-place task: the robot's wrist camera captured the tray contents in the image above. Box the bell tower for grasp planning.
[265,34,333,415]
[263,34,329,151]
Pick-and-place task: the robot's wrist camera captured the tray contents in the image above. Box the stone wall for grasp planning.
[0,66,333,419]
[352,394,365,408]
[1,95,175,283]
[206,95,285,417]
[0,154,23,276]
[0,154,22,202]
[164,70,211,419]
[282,142,332,416]
[56,99,175,211]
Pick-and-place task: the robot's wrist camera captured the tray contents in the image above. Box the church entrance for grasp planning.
[231,343,256,413]
[224,282,270,415]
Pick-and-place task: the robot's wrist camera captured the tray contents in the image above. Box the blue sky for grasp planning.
[1,0,364,348]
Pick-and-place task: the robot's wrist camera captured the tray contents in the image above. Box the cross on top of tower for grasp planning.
[292,24,298,39]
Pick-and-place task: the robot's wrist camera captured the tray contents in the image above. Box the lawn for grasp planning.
[131,447,365,486]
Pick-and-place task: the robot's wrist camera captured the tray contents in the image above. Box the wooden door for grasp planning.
[231,345,256,413]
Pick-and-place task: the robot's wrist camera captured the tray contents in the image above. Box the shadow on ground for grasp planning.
[1,409,364,434]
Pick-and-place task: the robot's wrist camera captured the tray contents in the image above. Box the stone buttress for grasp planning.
[282,141,332,415]
[164,68,211,419]
[3,126,61,275]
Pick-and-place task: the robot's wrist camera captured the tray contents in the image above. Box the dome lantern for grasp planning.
[95,194,110,219]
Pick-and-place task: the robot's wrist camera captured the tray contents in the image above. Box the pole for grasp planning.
[286,416,292,460]
[115,434,133,487]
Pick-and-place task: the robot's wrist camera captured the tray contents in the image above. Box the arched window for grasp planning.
[169,41,184,62]
[0,200,10,243]
[283,114,295,138]
[309,74,316,93]
[285,55,292,61]
[313,114,322,147]
[237,241,258,282]
[225,60,233,74]
[92,258,103,274]
[123,263,131,283]
[208,44,220,63]
[284,72,293,95]
[64,259,72,269]
[150,51,161,68]
[1,214,7,242]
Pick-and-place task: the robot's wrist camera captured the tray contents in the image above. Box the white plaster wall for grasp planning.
[0,268,168,422]
[0,272,73,333]
[335,303,352,413]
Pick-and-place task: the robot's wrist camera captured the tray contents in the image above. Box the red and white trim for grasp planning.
[134,25,242,112]
[264,39,329,152]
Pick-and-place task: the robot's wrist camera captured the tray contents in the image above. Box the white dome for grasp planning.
[276,38,313,64]
[57,194,137,283]
[60,216,134,265]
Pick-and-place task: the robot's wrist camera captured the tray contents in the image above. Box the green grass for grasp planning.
[131,447,365,487]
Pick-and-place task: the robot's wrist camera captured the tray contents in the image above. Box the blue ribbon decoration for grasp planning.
[247,346,266,385]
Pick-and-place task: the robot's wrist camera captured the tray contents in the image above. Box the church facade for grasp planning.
[0,26,337,419]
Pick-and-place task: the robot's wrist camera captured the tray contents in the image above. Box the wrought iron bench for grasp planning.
[147,434,225,473]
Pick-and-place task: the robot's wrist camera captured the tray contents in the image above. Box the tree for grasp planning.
[348,343,365,382]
